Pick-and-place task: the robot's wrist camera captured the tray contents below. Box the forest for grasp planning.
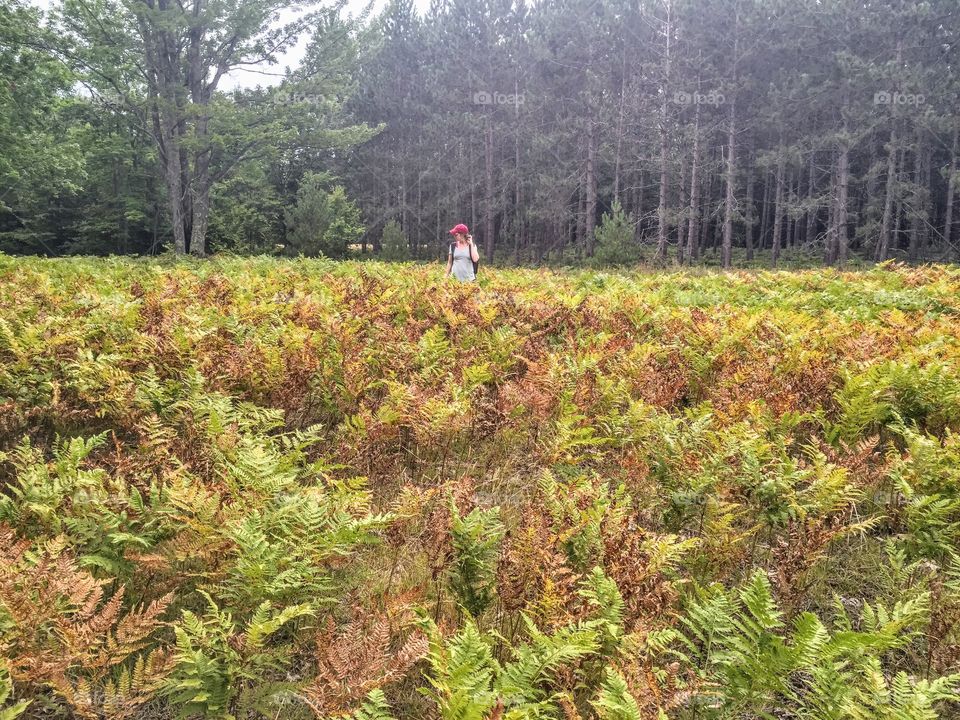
[1,0,959,266]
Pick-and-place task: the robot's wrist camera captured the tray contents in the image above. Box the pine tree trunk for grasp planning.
[835,139,850,266]
[585,118,597,257]
[944,123,958,254]
[685,90,702,264]
[760,171,771,250]
[416,157,423,258]
[484,117,494,262]
[678,154,688,264]
[698,187,710,259]
[792,175,803,249]
[825,165,837,264]
[655,0,672,264]
[771,151,785,267]
[656,127,670,263]
[909,129,923,263]
[921,141,932,260]
[514,101,522,264]
[721,6,739,269]
[722,99,737,268]
[744,157,755,261]
[876,123,899,261]
[613,57,626,204]
[805,151,816,248]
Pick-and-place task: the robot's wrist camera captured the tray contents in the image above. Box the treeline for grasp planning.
[1,0,959,266]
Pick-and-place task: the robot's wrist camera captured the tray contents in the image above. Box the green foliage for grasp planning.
[833,361,960,442]
[378,220,410,261]
[448,502,504,617]
[422,620,499,720]
[219,483,390,613]
[163,592,312,719]
[592,201,636,267]
[679,570,960,718]
[208,166,284,254]
[538,470,610,570]
[591,670,643,720]
[421,615,600,720]
[334,689,397,720]
[0,663,29,720]
[578,566,625,655]
[887,426,960,562]
[285,173,364,258]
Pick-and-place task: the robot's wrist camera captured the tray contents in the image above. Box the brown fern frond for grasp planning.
[0,531,171,705]
[497,503,581,629]
[300,602,428,717]
[602,515,680,626]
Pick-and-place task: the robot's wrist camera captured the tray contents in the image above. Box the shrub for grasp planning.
[592,200,636,266]
[379,220,410,261]
[285,173,363,258]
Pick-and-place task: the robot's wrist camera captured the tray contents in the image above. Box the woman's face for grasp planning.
[454,233,467,243]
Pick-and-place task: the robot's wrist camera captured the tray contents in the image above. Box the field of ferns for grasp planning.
[2,254,960,720]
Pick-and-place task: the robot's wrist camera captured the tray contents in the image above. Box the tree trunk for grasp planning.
[585,118,597,257]
[804,151,816,248]
[876,123,899,261]
[744,155,755,261]
[835,138,850,266]
[514,76,523,264]
[760,170,771,250]
[791,174,803,249]
[721,6,739,268]
[613,55,626,203]
[825,164,837,264]
[771,149,785,267]
[721,99,737,268]
[685,81,702,264]
[678,154,688,264]
[921,140,932,260]
[162,135,187,255]
[655,0,672,264]
[484,117,494,262]
[909,129,923,263]
[189,180,210,257]
[944,122,958,255]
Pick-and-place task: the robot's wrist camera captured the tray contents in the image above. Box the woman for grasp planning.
[445,223,480,281]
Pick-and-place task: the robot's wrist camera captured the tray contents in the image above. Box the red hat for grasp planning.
[448,223,469,235]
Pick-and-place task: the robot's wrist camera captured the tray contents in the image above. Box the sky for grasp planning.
[29,0,431,90]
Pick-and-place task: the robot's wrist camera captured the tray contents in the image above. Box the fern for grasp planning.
[0,663,29,720]
[421,619,499,720]
[679,570,960,718]
[421,613,599,719]
[163,591,312,718]
[578,566,625,655]
[331,689,398,720]
[448,501,504,618]
[495,616,599,707]
[591,670,643,720]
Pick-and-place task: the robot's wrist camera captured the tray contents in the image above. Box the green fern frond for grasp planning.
[591,670,642,720]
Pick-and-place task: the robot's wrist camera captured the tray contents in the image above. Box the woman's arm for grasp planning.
[468,236,480,262]
[445,251,453,277]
